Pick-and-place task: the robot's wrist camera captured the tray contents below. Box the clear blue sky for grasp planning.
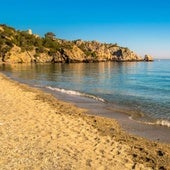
[1,0,170,58]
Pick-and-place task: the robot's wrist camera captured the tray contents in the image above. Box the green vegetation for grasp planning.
[0,25,15,61]
[1,24,136,63]
[78,43,94,57]
[44,32,56,39]
[0,25,76,62]
[0,25,61,54]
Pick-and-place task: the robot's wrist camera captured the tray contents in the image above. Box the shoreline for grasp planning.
[42,86,170,143]
[2,70,170,143]
[0,73,170,169]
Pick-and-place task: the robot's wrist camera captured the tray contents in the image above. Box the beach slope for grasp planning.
[0,73,169,169]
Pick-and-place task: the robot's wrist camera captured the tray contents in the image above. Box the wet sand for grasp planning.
[0,73,170,169]
[45,89,170,143]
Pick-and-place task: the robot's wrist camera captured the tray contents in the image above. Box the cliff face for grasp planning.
[0,25,153,63]
[4,46,33,63]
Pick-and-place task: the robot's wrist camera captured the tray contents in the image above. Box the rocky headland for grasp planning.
[0,24,153,63]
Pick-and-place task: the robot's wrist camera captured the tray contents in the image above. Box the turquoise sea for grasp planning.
[1,60,170,127]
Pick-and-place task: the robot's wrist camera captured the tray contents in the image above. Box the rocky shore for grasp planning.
[0,73,169,169]
[0,24,153,64]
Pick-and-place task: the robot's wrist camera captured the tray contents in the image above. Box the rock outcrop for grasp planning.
[0,24,153,63]
[4,46,33,63]
[144,55,154,61]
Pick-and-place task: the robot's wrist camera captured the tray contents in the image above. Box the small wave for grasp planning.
[130,116,170,128]
[155,119,170,128]
[142,119,170,128]
[46,86,105,102]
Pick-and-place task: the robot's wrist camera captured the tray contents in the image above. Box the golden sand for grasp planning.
[0,73,169,170]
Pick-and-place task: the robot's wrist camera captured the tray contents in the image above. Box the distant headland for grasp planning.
[0,24,153,63]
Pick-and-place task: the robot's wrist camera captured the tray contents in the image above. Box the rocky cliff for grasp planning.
[0,24,153,63]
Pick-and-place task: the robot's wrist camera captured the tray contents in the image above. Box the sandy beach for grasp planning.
[0,73,170,170]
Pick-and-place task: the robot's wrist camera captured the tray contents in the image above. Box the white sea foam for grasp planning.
[129,116,170,128]
[155,119,170,128]
[46,86,105,102]
[144,119,170,128]
[145,119,170,128]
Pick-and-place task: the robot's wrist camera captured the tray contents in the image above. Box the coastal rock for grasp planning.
[0,24,153,63]
[111,48,143,61]
[4,46,33,63]
[34,53,53,63]
[74,41,143,62]
[60,45,86,63]
[52,51,65,63]
[144,55,154,61]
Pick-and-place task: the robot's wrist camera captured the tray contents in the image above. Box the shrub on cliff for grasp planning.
[44,32,56,40]
[0,25,15,60]
[13,31,36,51]
[43,38,61,51]
[0,24,15,38]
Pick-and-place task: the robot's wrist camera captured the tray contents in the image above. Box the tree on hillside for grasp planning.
[44,32,56,40]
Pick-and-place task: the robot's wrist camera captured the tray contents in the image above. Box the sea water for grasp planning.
[1,60,170,127]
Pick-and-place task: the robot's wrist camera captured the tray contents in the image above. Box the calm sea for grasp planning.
[1,60,170,127]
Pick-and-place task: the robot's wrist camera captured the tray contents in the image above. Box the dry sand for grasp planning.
[0,73,170,170]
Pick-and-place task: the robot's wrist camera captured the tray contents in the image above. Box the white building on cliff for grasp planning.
[27,29,32,35]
